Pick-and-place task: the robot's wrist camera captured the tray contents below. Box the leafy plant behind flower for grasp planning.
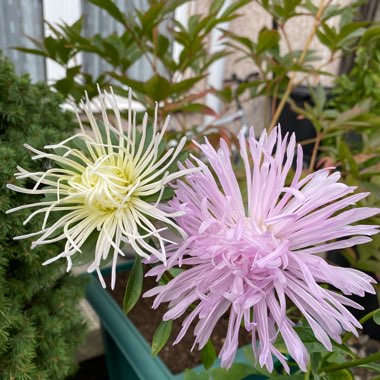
[16,0,250,121]
[332,24,380,114]
[183,313,380,379]
[285,24,380,274]
[219,0,367,130]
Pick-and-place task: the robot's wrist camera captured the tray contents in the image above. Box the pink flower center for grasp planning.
[203,218,289,279]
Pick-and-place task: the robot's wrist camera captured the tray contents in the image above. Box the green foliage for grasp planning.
[123,255,143,314]
[315,21,367,53]
[289,25,380,273]
[183,313,380,379]
[0,54,87,379]
[184,363,265,380]
[151,320,173,356]
[333,23,380,113]
[374,310,380,325]
[280,20,380,271]
[200,340,217,370]
[16,0,371,135]
[219,0,368,130]
[16,0,249,119]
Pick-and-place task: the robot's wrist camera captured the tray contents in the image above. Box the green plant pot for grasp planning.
[86,262,271,380]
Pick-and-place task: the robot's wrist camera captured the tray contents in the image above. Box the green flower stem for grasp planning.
[323,351,380,373]
[304,361,311,380]
[358,308,380,325]
[342,308,380,344]
[322,308,379,367]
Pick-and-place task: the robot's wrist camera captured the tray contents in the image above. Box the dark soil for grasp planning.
[69,356,108,380]
[105,269,251,374]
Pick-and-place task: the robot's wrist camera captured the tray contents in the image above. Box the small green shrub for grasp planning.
[0,54,87,380]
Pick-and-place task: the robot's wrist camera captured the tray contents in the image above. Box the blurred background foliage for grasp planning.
[16,0,250,120]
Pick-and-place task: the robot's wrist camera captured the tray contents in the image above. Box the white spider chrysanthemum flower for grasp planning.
[7,88,193,288]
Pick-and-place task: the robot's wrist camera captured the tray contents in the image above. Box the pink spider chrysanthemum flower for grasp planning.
[144,126,378,373]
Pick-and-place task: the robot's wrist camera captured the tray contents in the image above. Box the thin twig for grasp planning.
[342,309,380,344]
[280,23,293,59]
[122,18,158,74]
[268,0,328,131]
[324,351,380,373]
[323,309,378,365]
[309,131,322,171]
[271,81,279,120]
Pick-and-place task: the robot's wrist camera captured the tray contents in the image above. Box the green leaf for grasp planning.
[102,39,120,65]
[183,369,209,380]
[89,0,125,25]
[72,231,99,266]
[151,320,172,356]
[123,255,143,314]
[374,309,380,325]
[359,363,380,372]
[133,123,154,153]
[275,325,328,355]
[325,351,347,365]
[168,268,184,277]
[163,0,191,14]
[139,3,165,35]
[200,340,217,369]
[220,0,250,19]
[66,65,81,78]
[210,0,225,14]
[165,149,189,175]
[187,14,201,36]
[256,28,280,55]
[331,342,357,360]
[181,103,217,117]
[313,84,326,113]
[210,363,266,380]
[140,187,175,203]
[311,352,321,374]
[13,47,48,58]
[355,259,380,273]
[316,24,336,50]
[109,77,146,95]
[283,0,302,18]
[338,22,366,42]
[44,36,58,58]
[95,119,119,147]
[360,25,380,45]
[68,16,84,34]
[171,75,206,96]
[71,136,91,157]
[156,34,170,58]
[223,30,255,51]
[144,75,171,101]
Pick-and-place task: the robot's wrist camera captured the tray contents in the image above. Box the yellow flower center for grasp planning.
[69,156,135,213]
